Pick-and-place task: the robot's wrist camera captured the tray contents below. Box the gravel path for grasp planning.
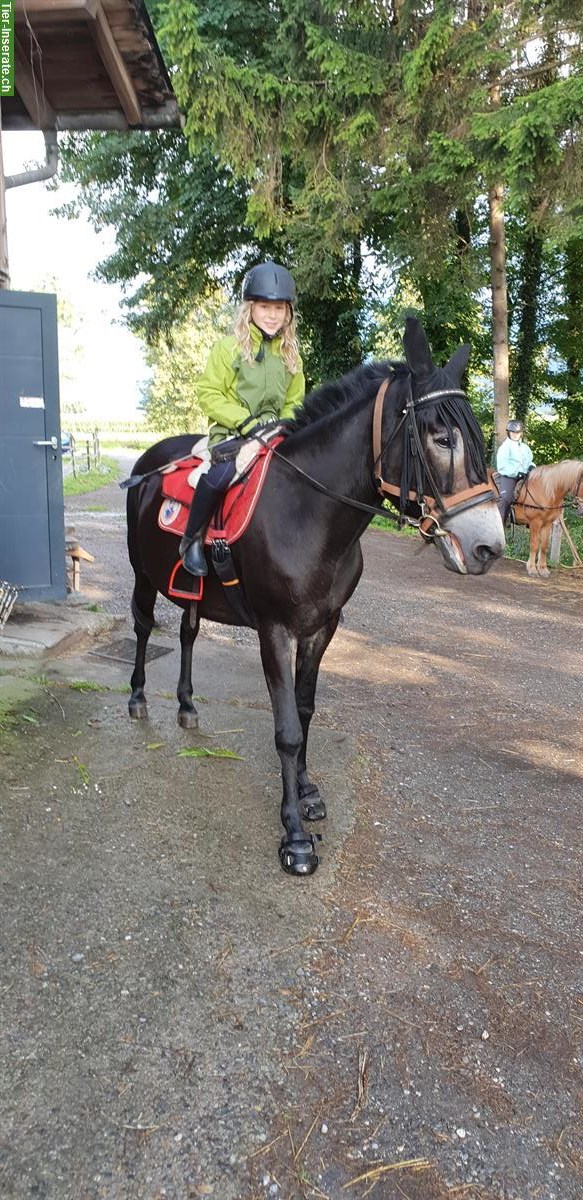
[1,459,580,1200]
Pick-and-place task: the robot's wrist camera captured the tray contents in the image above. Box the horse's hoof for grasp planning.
[300,788,327,821]
[178,708,199,729]
[538,568,550,578]
[279,834,321,876]
[129,698,148,720]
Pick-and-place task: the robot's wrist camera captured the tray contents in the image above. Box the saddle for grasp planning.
[158,436,281,608]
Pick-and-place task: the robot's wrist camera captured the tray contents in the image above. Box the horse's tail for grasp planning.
[126,477,142,575]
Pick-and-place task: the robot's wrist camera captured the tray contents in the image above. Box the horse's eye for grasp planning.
[435,436,451,449]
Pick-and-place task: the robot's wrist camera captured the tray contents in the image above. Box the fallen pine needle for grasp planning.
[300,1008,348,1031]
[294,1106,323,1163]
[343,1159,433,1188]
[177,746,243,760]
[249,1132,285,1158]
[350,1046,369,1122]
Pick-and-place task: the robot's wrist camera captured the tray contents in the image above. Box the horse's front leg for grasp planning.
[259,621,320,876]
[295,614,341,822]
[177,604,201,728]
[526,520,540,576]
[537,521,552,577]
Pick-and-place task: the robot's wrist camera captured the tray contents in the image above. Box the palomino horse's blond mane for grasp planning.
[527,459,583,504]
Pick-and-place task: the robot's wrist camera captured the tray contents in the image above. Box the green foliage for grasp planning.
[57,0,583,429]
[58,131,249,342]
[141,291,234,433]
[527,412,583,461]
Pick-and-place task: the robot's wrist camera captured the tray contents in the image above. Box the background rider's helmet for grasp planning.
[506,419,524,434]
[242,261,297,305]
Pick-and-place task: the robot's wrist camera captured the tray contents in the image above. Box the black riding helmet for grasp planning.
[506,419,524,434]
[242,261,297,305]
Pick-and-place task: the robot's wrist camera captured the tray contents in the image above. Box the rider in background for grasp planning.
[496,419,534,524]
[180,262,305,576]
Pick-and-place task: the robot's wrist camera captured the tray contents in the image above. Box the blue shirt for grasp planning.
[496,437,534,477]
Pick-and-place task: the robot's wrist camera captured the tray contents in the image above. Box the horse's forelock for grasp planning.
[414,393,488,483]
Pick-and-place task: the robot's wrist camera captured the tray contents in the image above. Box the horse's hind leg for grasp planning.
[177,604,200,729]
[295,614,340,822]
[129,578,157,719]
[526,522,540,576]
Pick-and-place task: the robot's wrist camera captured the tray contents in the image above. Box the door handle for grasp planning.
[34,437,59,449]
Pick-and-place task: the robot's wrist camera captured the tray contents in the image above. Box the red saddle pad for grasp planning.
[158,439,281,545]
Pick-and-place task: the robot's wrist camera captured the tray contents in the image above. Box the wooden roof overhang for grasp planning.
[1,0,181,132]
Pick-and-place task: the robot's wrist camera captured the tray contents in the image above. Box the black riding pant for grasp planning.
[497,474,519,524]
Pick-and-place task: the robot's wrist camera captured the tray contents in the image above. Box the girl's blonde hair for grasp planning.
[233,301,301,374]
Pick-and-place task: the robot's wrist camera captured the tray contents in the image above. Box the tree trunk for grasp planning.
[564,237,583,425]
[512,228,544,424]
[489,180,510,448]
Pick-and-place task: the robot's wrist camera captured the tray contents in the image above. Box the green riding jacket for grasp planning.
[198,324,305,448]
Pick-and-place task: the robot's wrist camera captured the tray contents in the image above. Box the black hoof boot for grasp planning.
[300,786,326,822]
[179,536,208,577]
[279,834,321,876]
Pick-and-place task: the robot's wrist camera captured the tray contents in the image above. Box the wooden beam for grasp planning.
[88,1,142,126]
[14,37,57,129]
[15,0,99,20]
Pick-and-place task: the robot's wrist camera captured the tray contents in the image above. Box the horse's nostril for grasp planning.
[475,543,497,563]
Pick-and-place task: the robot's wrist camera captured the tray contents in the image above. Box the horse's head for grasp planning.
[380,318,505,576]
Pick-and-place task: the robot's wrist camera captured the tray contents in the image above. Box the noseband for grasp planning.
[372,378,497,538]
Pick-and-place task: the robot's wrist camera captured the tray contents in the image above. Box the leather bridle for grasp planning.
[372,377,497,538]
[230,373,498,540]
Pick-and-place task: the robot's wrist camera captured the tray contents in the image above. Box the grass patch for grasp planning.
[63,457,119,497]
[68,680,108,692]
[67,679,131,695]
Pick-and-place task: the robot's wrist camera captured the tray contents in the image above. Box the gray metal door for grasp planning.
[0,291,66,601]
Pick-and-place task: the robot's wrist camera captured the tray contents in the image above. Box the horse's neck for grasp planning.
[286,402,377,503]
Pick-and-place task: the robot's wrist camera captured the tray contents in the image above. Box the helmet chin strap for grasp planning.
[252,321,283,362]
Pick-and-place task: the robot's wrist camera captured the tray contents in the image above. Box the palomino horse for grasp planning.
[512,460,583,577]
[126,318,504,876]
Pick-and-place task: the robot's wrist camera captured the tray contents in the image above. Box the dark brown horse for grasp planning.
[126,318,504,875]
[512,460,583,576]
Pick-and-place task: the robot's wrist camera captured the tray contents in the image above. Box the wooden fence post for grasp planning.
[549,519,562,566]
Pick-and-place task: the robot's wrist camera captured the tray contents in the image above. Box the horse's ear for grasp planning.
[446,343,470,384]
[403,316,434,380]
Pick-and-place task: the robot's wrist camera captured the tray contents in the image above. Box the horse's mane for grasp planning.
[529,459,583,502]
[285,359,403,436]
[285,356,487,490]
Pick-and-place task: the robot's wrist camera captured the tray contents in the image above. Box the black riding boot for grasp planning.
[179,474,225,576]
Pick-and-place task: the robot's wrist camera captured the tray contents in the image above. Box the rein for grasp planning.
[516,469,583,514]
[258,376,496,539]
[121,377,497,539]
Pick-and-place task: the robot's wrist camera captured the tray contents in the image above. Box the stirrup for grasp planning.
[180,536,208,577]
